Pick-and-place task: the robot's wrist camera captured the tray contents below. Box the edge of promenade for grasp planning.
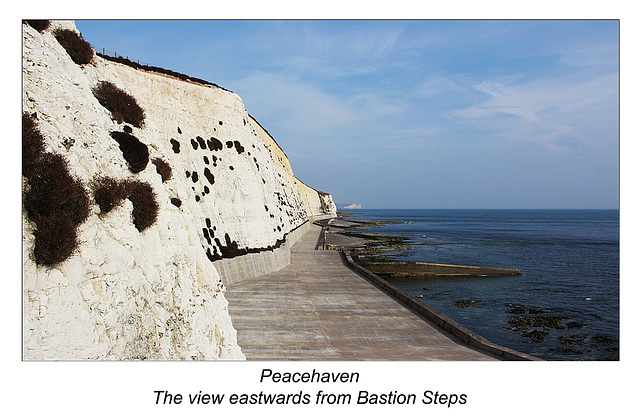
[317,222,541,361]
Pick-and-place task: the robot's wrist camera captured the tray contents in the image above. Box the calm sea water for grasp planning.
[343,209,619,361]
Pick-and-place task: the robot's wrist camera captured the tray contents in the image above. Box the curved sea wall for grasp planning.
[22,20,336,360]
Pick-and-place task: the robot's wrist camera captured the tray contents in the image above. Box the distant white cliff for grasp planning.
[22,20,336,360]
[342,203,362,209]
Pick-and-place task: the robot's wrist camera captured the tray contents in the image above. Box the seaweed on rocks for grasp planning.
[508,315,564,330]
[520,329,550,343]
[507,315,564,343]
[591,335,615,346]
[454,299,476,308]
[559,335,587,346]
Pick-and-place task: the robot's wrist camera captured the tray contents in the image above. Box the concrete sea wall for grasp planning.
[215,215,334,287]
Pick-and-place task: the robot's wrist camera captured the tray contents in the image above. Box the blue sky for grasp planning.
[75,20,619,209]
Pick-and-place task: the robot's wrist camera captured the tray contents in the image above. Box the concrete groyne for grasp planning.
[362,261,522,277]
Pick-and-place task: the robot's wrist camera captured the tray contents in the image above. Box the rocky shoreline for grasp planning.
[318,214,616,357]
[318,215,522,278]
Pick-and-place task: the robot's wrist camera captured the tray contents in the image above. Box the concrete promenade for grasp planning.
[224,224,498,360]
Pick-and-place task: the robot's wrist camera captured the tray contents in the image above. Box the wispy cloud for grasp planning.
[233,72,358,140]
[244,22,404,80]
[413,74,471,99]
[451,72,618,152]
[232,68,412,146]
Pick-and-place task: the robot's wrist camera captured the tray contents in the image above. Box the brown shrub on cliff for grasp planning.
[53,28,94,65]
[93,177,159,231]
[24,152,90,227]
[125,180,159,231]
[110,131,149,173]
[22,113,45,179]
[152,158,172,182]
[92,177,128,215]
[23,151,90,266]
[93,81,145,127]
[32,215,78,266]
[25,20,50,32]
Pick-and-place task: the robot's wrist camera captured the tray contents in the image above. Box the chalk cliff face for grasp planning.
[22,20,336,360]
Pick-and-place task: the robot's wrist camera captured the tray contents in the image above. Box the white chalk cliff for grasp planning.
[22,20,336,360]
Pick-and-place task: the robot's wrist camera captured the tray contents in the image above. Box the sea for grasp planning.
[342,209,619,361]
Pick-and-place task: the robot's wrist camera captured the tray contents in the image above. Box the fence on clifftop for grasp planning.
[96,48,231,92]
[99,48,149,67]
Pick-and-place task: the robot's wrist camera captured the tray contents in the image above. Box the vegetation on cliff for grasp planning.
[53,28,94,65]
[93,81,145,127]
[22,113,91,265]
